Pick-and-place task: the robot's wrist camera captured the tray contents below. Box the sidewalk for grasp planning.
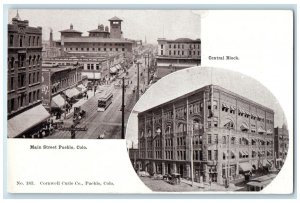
[181,178,243,191]
[63,90,95,120]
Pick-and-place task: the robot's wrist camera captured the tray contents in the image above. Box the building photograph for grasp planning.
[126,66,289,192]
[6,9,202,140]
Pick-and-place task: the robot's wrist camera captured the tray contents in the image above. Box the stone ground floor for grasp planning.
[137,158,275,185]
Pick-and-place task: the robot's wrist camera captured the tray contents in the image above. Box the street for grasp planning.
[47,60,147,139]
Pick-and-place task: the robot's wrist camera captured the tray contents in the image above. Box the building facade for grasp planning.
[274,125,289,168]
[57,16,133,57]
[41,63,83,111]
[7,12,43,119]
[155,38,201,79]
[42,52,124,82]
[7,13,51,138]
[137,85,274,185]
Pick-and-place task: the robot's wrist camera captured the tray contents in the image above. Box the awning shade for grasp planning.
[239,162,252,172]
[258,127,266,133]
[8,104,50,138]
[77,84,87,92]
[240,123,249,130]
[65,88,80,98]
[82,72,101,79]
[110,66,117,73]
[51,94,66,108]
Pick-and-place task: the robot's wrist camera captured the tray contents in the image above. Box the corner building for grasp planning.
[7,13,43,119]
[137,85,274,185]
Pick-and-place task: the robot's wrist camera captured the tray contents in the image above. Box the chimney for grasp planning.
[70,24,73,30]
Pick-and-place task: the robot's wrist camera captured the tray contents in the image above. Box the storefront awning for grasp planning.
[65,88,80,98]
[51,94,66,108]
[240,123,249,130]
[77,84,87,93]
[258,127,266,133]
[8,104,50,138]
[82,72,101,79]
[110,66,117,73]
[266,129,273,135]
[239,162,252,172]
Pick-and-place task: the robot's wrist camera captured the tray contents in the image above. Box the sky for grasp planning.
[8,9,202,43]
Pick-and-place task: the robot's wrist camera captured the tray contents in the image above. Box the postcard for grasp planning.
[5,8,293,195]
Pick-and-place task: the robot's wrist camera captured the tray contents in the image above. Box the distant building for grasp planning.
[274,125,289,168]
[156,38,201,79]
[42,29,61,59]
[7,12,50,138]
[137,85,274,185]
[48,16,134,82]
[42,53,123,82]
[55,16,133,57]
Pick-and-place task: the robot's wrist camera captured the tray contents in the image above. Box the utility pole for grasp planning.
[117,76,129,139]
[121,77,125,139]
[135,61,141,101]
[147,52,150,84]
[190,121,194,187]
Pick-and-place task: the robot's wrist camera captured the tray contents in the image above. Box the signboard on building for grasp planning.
[41,70,51,109]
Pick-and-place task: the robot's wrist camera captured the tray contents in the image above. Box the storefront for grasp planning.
[8,104,50,138]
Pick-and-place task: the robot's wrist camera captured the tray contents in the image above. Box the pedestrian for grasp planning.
[209,177,212,187]
[86,94,89,100]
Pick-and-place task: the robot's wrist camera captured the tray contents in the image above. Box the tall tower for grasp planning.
[49,28,54,47]
[108,16,123,39]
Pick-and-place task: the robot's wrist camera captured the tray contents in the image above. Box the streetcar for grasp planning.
[97,91,113,112]
[246,174,277,191]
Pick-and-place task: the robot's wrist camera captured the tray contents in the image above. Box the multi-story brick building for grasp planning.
[137,85,274,185]
[7,12,50,138]
[41,63,83,111]
[155,38,201,79]
[274,125,289,168]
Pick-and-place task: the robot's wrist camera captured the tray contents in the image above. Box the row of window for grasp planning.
[164,50,200,56]
[139,148,273,161]
[65,47,125,52]
[8,89,40,113]
[9,34,40,47]
[160,43,200,49]
[177,150,187,160]
[155,151,162,159]
[8,54,41,69]
[51,75,78,94]
[86,63,100,70]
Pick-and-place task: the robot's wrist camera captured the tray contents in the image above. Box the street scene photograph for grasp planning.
[6,9,202,139]
[126,67,289,192]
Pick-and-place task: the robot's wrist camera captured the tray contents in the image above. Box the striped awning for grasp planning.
[258,127,266,133]
[240,123,249,130]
